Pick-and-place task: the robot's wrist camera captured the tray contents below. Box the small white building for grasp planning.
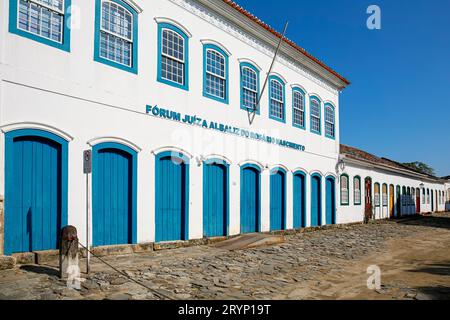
[0,0,446,257]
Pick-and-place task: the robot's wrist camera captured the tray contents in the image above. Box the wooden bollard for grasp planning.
[59,226,80,287]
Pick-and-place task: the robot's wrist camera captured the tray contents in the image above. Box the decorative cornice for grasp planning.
[169,0,339,96]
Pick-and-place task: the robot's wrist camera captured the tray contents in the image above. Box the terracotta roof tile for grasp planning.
[222,0,350,87]
[340,144,441,180]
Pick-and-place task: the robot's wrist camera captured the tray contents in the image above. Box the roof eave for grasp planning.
[196,0,350,91]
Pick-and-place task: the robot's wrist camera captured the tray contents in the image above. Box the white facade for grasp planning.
[337,158,447,225]
[0,0,446,255]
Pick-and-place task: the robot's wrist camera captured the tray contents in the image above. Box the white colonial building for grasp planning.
[0,0,446,257]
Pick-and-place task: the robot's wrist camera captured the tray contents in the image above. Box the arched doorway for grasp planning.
[364,177,372,222]
[416,188,421,213]
[155,151,189,242]
[4,129,68,255]
[270,168,286,231]
[325,176,336,225]
[293,171,306,228]
[93,142,137,246]
[389,185,395,218]
[240,164,261,234]
[311,173,322,227]
[431,190,434,212]
[203,159,229,237]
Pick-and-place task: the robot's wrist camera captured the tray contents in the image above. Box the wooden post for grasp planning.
[59,225,80,284]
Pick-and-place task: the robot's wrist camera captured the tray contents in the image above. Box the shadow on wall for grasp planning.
[396,215,450,230]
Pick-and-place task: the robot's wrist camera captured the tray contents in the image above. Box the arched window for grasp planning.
[10,0,71,51]
[447,188,450,202]
[340,174,349,205]
[240,63,259,113]
[382,184,388,206]
[325,103,335,139]
[95,0,138,73]
[354,176,361,205]
[292,88,305,129]
[269,76,285,122]
[203,44,229,103]
[158,23,189,90]
[422,188,425,204]
[310,96,321,134]
[427,189,430,204]
[374,183,380,207]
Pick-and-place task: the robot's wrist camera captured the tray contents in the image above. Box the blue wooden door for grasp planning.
[293,173,306,228]
[311,175,322,227]
[270,169,285,231]
[326,177,336,225]
[93,147,133,246]
[5,133,65,255]
[203,161,228,237]
[240,165,260,234]
[156,153,189,242]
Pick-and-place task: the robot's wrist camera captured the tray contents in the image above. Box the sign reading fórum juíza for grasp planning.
[146,105,306,152]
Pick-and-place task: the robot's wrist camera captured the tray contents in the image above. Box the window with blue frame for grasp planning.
[325,103,335,139]
[203,44,229,103]
[310,96,321,134]
[292,88,305,129]
[240,63,259,113]
[157,23,189,90]
[269,76,285,122]
[9,0,71,51]
[94,0,138,73]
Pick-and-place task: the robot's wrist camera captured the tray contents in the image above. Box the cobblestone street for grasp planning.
[1,213,450,300]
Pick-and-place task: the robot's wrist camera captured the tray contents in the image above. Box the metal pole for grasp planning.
[86,172,90,274]
[248,21,289,125]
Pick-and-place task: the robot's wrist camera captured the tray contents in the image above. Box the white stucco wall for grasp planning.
[337,161,448,224]
[0,0,446,252]
[0,0,341,246]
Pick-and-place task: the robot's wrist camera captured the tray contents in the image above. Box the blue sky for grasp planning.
[233,0,450,176]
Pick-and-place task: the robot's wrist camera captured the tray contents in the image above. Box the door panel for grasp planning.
[93,147,133,246]
[156,154,188,242]
[270,170,285,231]
[203,162,228,237]
[240,166,260,234]
[5,136,62,254]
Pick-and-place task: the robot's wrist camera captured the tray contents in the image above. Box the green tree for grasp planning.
[402,162,435,176]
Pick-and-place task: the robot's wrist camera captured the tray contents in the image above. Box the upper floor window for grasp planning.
[157,22,190,90]
[340,174,349,205]
[203,43,229,104]
[269,76,285,123]
[354,176,361,205]
[9,0,71,51]
[292,88,305,129]
[325,103,335,139]
[374,183,380,207]
[94,0,138,73]
[310,96,321,135]
[240,62,259,113]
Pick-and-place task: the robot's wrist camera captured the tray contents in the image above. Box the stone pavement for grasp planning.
[1,213,450,300]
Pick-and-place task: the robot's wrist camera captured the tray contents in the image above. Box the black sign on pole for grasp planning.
[83,150,92,174]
